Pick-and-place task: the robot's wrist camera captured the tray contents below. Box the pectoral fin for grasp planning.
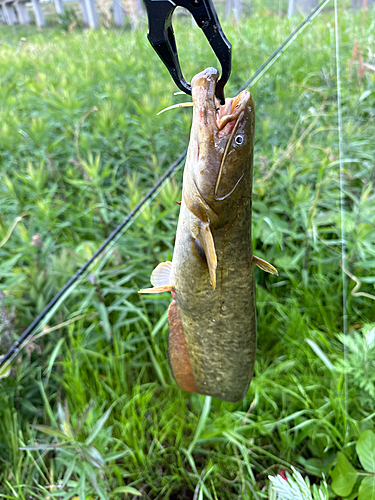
[194,221,217,290]
[139,261,174,294]
[253,255,278,276]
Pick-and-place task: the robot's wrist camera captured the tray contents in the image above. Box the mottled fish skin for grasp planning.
[170,67,256,402]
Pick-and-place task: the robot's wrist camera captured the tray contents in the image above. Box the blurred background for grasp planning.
[0,0,372,29]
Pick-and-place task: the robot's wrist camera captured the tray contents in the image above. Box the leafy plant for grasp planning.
[21,399,138,498]
[269,467,329,500]
[330,430,375,500]
[335,324,375,407]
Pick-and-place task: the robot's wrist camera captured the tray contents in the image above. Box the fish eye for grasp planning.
[234,134,245,146]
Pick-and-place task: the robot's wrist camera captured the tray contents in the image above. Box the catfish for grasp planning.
[140,67,277,402]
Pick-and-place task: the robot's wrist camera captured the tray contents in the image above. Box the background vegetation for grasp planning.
[0,6,375,499]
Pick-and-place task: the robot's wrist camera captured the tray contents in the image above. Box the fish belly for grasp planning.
[171,201,256,403]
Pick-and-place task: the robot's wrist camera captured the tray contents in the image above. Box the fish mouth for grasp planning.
[189,68,253,208]
[191,67,251,139]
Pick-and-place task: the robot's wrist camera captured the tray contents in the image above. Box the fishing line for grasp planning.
[334,0,348,426]
[0,2,332,372]
[236,0,332,93]
[0,150,187,372]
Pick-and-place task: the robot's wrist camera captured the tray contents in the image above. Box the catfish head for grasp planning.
[183,67,255,229]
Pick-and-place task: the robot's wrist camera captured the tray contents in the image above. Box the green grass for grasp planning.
[1,7,375,499]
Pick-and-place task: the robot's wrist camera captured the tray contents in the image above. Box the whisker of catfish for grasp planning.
[157,102,194,115]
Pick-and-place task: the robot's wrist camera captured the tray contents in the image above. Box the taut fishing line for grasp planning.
[334,0,348,421]
[236,0,332,93]
[0,2,331,373]
[0,151,187,371]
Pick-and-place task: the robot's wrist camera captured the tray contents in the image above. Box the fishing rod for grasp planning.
[0,1,331,373]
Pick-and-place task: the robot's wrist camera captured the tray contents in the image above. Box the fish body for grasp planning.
[141,67,277,402]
